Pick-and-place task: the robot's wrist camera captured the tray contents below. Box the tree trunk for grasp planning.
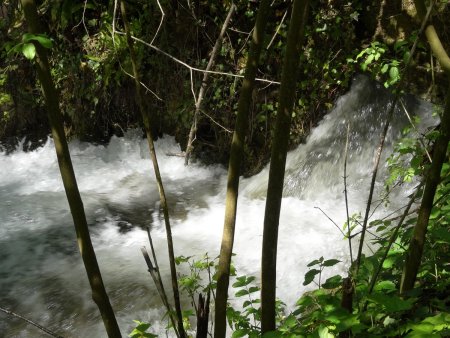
[401,0,450,294]
[401,82,450,293]
[260,0,310,333]
[20,1,121,337]
[213,1,271,337]
[119,2,185,337]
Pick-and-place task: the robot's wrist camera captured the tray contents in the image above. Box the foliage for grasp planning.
[347,34,425,88]
[129,320,158,338]
[131,121,450,337]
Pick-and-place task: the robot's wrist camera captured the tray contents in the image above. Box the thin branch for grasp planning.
[119,63,163,101]
[150,0,165,45]
[114,31,280,85]
[73,0,89,36]
[0,307,63,338]
[367,181,424,295]
[266,8,288,50]
[237,27,254,56]
[112,0,118,46]
[314,206,346,237]
[200,109,233,133]
[189,69,197,103]
[185,3,236,165]
[399,98,432,163]
[141,246,180,338]
[355,1,434,273]
[343,123,353,264]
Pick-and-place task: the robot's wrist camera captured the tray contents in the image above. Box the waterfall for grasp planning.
[0,75,435,337]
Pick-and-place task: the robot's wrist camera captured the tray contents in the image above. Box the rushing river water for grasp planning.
[0,75,435,337]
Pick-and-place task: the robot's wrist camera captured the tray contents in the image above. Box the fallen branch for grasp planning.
[0,307,63,338]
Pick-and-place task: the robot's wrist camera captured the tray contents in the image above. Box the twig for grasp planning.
[0,307,63,338]
[399,98,432,163]
[141,240,180,338]
[185,3,236,165]
[367,181,424,295]
[112,0,118,46]
[355,1,434,273]
[200,110,233,133]
[114,31,280,85]
[150,0,165,45]
[73,0,89,36]
[343,123,353,264]
[314,206,346,237]
[266,8,288,50]
[119,63,163,101]
[237,27,254,56]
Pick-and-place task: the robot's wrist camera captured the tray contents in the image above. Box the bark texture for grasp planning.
[213,1,271,337]
[119,2,185,337]
[400,0,450,294]
[20,1,121,337]
[260,0,310,333]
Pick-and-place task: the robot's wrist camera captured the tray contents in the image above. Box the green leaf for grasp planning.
[373,280,396,292]
[322,275,342,289]
[22,33,53,49]
[262,331,283,338]
[323,259,341,267]
[248,286,260,293]
[235,289,249,297]
[232,329,249,338]
[389,66,400,81]
[232,275,255,288]
[318,324,334,338]
[307,257,323,267]
[303,269,320,286]
[367,293,414,312]
[22,43,36,60]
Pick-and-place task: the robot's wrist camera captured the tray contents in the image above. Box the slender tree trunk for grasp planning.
[185,4,236,165]
[119,2,185,337]
[400,81,450,292]
[400,82,450,293]
[20,1,121,337]
[213,1,271,337]
[400,0,450,294]
[260,0,309,333]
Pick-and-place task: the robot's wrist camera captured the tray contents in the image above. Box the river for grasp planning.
[0,75,435,337]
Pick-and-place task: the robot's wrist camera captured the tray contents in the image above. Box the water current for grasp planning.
[0,75,435,337]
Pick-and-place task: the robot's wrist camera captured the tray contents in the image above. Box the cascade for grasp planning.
[0,75,435,337]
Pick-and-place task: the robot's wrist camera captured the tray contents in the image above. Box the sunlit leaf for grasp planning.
[22,43,36,60]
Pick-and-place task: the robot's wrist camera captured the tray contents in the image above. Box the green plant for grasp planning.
[6,33,53,60]
[303,256,342,289]
[348,38,419,88]
[129,320,158,338]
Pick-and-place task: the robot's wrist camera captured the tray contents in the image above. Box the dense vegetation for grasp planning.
[1,0,449,337]
[2,0,447,172]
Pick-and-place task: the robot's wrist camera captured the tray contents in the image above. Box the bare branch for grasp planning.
[0,307,63,338]
[73,0,89,36]
[114,31,281,85]
[119,63,163,101]
[266,8,288,50]
[200,109,233,133]
[343,123,353,264]
[314,206,346,237]
[150,0,165,45]
[399,98,432,163]
[112,0,118,46]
